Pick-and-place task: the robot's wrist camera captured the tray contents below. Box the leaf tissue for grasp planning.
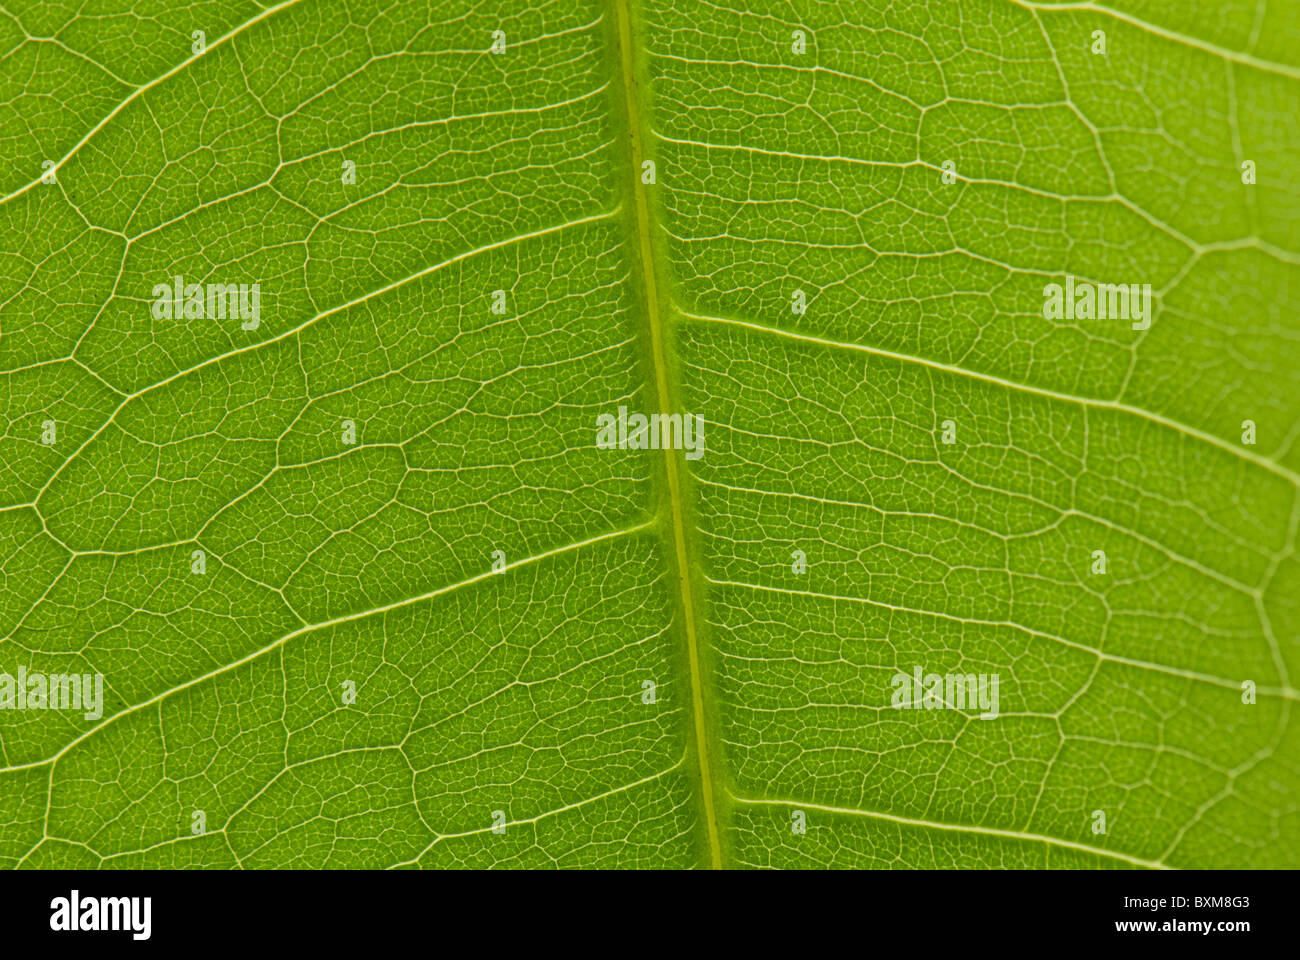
[0,0,1297,870]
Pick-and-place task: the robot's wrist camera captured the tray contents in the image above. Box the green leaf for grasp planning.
[1,0,1297,869]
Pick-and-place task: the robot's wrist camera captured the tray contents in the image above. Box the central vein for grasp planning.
[609,0,723,869]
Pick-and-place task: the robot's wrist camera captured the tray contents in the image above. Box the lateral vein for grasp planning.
[731,794,1172,870]
[0,0,311,208]
[679,306,1300,487]
[0,521,653,774]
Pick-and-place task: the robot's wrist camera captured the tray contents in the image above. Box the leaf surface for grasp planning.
[0,0,1297,869]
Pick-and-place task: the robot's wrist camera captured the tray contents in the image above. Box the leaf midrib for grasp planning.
[608,0,724,869]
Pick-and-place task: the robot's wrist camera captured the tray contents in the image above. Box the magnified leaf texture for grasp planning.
[1,0,1298,869]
